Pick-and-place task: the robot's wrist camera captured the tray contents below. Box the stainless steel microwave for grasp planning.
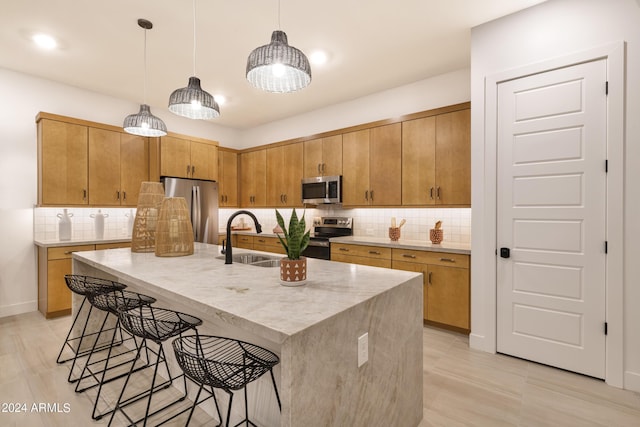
[301,175,342,204]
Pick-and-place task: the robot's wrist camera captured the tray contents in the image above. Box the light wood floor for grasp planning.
[2,311,640,426]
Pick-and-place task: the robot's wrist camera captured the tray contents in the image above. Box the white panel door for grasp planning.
[496,59,607,378]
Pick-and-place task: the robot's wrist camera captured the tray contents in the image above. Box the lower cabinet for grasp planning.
[391,249,470,333]
[330,243,392,268]
[234,235,286,255]
[37,242,131,318]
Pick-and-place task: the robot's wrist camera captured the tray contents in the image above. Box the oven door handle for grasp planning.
[307,240,330,248]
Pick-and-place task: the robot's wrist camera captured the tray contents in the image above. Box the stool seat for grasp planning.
[87,289,156,314]
[119,306,203,343]
[172,334,281,427]
[65,274,127,296]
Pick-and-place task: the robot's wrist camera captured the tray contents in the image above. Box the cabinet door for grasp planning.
[266,146,285,206]
[47,258,73,313]
[342,129,370,205]
[303,138,323,177]
[160,136,191,178]
[321,135,343,176]
[120,133,149,206]
[392,260,428,322]
[88,128,121,205]
[219,150,238,207]
[369,123,402,206]
[402,117,436,205]
[191,141,218,181]
[283,143,303,206]
[39,119,88,205]
[240,150,266,207]
[427,265,470,330]
[435,109,471,205]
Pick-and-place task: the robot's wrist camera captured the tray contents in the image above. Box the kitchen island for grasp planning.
[72,243,423,427]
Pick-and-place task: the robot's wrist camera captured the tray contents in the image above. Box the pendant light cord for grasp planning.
[277,0,281,29]
[143,27,147,104]
[192,0,197,76]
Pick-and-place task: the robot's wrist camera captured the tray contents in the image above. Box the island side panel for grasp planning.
[282,275,423,427]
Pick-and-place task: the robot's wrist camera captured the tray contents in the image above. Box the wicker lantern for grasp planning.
[155,197,194,257]
[131,181,165,253]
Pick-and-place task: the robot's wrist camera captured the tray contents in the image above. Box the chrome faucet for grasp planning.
[224,210,262,264]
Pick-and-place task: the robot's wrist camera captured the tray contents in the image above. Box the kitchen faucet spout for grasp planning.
[225,210,262,264]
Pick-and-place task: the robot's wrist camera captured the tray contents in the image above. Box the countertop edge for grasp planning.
[34,237,132,248]
[329,236,471,254]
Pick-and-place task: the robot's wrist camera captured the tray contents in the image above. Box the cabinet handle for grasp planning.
[318,164,321,174]
[339,247,350,252]
[440,258,456,263]
[368,251,381,255]
[187,165,191,176]
[428,271,433,285]
[402,254,416,259]
[430,187,434,200]
[225,195,228,203]
[284,194,288,203]
[322,163,326,174]
[64,251,74,255]
[83,189,87,200]
[257,239,265,243]
[365,190,368,201]
[116,190,120,200]
[123,191,126,201]
[370,190,374,201]
[436,186,441,200]
[192,165,195,175]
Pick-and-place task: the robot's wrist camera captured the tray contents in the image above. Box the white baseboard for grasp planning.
[469,332,495,353]
[0,301,37,318]
[624,371,640,392]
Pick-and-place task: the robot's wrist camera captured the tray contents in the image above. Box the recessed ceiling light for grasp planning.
[309,51,328,65]
[213,95,226,105]
[32,33,57,50]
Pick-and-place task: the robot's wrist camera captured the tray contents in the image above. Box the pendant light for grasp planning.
[123,19,167,137]
[246,0,311,93]
[168,0,220,119]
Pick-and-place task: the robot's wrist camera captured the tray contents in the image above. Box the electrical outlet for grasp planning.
[358,333,368,367]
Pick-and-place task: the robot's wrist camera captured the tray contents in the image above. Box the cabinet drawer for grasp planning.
[331,253,392,269]
[331,243,391,260]
[96,242,131,250]
[48,245,95,260]
[236,235,253,249]
[392,249,469,268]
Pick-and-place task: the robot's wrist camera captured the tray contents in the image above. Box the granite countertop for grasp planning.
[34,236,132,248]
[329,236,471,255]
[72,243,421,344]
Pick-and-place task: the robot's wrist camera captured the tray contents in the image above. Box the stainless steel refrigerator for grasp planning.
[162,177,219,244]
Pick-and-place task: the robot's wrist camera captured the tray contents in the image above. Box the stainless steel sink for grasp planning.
[216,253,281,267]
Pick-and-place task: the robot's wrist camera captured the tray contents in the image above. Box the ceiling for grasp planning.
[0,0,546,129]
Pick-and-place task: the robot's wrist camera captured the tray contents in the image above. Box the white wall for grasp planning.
[470,0,640,390]
[0,66,470,318]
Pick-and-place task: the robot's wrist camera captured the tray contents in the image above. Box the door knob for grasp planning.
[500,248,511,259]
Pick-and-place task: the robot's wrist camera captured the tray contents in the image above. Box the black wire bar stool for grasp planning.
[76,289,157,420]
[108,305,203,427]
[56,275,127,383]
[172,334,281,427]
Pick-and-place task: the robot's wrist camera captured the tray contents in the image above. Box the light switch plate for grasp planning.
[358,332,368,367]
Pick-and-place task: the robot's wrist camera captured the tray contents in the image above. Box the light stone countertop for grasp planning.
[34,237,132,248]
[72,242,421,344]
[329,236,471,254]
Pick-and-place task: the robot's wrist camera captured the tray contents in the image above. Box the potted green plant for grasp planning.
[275,208,310,285]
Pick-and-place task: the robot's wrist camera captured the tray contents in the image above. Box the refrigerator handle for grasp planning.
[192,185,201,241]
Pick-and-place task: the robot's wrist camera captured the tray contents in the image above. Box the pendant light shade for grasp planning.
[168,76,220,119]
[246,30,311,93]
[124,104,168,137]
[123,19,167,137]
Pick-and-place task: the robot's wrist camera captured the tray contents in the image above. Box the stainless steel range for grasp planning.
[302,217,353,260]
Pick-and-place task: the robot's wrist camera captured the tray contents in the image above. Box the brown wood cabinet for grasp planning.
[253,236,286,254]
[402,109,470,206]
[303,135,343,177]
[239,149,267,207]
[38,119,89,205]
[160,135,218,181]
[330,243,392,268]
[218,150,238,207]
[267,143,303,207]
[37,242,131,318]
[88,128,149,206]
[342,123,402,206]
[391,248,469,332]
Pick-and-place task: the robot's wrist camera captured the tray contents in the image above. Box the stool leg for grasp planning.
[56,296,87,364]
[108,337,146,427]
[269,369,282,410]
[75,309,112,392]
[184,383,204,427]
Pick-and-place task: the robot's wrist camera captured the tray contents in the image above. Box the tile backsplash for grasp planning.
[34,207,137,241]
[36,206,471,244]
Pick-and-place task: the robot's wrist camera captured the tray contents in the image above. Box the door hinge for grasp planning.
[604,322,608,335]
[606,81,609,95]
[605,159,608,173]
[605,241,608,254]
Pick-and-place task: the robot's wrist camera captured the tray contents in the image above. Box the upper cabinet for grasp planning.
[160,135,218,181]
[218,149,238,207]
[303,135,343,177]
[88,128,149,206]
[267,143,303,207]
[38,118,89,205]
[402,108,470,206]
[239,149,267,207]
[37,114,148,207]
[342,123,402,206]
